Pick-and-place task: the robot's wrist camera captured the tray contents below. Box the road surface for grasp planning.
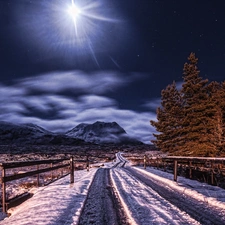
[78,153,225,224]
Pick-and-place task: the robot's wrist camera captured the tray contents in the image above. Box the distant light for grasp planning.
[67,1,82,36]
[68,3,81,21]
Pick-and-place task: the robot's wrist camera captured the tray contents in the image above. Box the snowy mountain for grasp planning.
[0,121,85,146]
[0,121,50,136]
[0,121,142,146]
[0,121,50,142]
[65,121,143,144]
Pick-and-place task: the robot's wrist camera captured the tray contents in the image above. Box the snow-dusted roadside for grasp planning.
[111,153,225,224]
[0,169,98,225]
[111,168,200,225]
[1,153,225,225]
[134,166,225,210]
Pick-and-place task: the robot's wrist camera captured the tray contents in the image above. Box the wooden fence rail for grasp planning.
[0,157,74,213]
[144,155,225,185]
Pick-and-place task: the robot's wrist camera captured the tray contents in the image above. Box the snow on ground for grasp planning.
[0,169,98,225]
[110,153,225,224]
[111,168,200,225]
[0,153,225,224]
[122,152,225,210]
[134,166,225,210]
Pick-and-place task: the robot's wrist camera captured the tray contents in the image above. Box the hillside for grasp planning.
[0,121,142,146]
[66,121,143,144]
[0,121,85,146]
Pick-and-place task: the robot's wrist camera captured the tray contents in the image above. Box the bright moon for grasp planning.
[67,1,81,35]
[68,4,80,21]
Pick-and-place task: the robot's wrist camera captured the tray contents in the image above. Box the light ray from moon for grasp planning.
[89,41,100,68]
[67,0,81,36]
[23,0,124,69]
[64,0,120,68]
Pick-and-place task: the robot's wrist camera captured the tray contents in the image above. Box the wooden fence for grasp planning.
[144,156,225,186]
[0,157,74,213]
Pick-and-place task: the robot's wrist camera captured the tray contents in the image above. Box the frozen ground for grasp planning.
[0,168,98,224]
[0,153,225,224]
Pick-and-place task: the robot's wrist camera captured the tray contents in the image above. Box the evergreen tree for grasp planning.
[150,81,183,154]
[207,81,223,154]
[151,53,221,156]
[213,81,225,154]
[220,82,225,154]
[180,53,217,156]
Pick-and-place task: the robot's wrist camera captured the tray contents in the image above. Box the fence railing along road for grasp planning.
[144,156,225,186]
[0,157,74,213]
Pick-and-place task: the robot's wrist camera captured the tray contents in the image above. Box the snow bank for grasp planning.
[134,167,225,210]
[111,168,200,225]
[0,169,98,225]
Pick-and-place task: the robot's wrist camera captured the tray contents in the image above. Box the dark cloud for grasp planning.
[0,71,156,143]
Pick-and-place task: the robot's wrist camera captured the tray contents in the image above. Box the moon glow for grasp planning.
[67,1,81,35]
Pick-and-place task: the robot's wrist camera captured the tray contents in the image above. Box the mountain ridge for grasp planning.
[0,121,85,145]
[0,121,142,145]
[66,121,142,144]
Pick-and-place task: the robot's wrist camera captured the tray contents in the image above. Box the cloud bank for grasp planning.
[0,71,156,143]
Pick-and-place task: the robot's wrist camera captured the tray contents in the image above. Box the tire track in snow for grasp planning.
[125,167,225,225]
[78,168,129,225]
[111,168,200,225]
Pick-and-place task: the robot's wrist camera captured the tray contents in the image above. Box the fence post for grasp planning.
[51,163,53,180]
[70,157,74,184]
[174,160,178,182]
[189,161,192,179]
[144,155,146,169]
[163,161,166,172]
[1,166,6,213]
[86,155,89,172]
[37,165,40,187]
[211,161,214,185]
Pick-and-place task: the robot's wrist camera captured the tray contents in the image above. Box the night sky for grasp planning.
[0,0,225,143]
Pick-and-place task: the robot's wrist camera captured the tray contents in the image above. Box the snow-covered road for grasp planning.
[111,167,200,225]
[78,168,129,225]
[1,153,225,225]
[121,166,225,224]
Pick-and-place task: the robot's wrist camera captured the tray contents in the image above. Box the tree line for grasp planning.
[150,53,225,156]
